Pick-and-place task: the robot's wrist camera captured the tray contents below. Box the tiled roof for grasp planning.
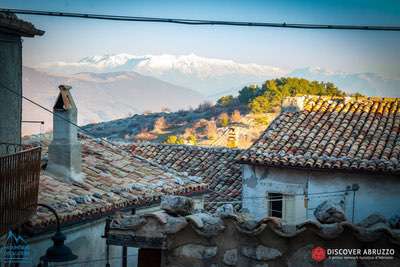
[238,96,400,174]
[131,143,243,211]
[24,135,207,234]
[0,12,44,37]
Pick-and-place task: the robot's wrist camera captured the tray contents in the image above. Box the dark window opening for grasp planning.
[268,193,283,218]
[138,248,162,267]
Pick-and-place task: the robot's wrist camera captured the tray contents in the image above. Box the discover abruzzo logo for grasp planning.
[311,246,397,263]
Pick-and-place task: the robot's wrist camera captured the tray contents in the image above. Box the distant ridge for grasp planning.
[38,53,400,97]
[22,67,204,136]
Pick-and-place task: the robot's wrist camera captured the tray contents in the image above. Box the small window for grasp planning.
[138,248,162,267]
[268,193,283,218]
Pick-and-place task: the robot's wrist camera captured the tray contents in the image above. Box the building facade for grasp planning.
[238,96,400,223]
[18,86,207,267]
[106,197,400,267]
[0,12,43,153]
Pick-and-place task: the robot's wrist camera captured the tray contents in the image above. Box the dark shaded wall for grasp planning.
[109,213,400,267]
[0,32,22,154]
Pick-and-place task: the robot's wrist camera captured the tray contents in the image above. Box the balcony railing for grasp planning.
[0,143,42,234]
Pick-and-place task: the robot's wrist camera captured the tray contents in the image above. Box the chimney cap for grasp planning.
[54,85,75,111]
[59,85,72,91]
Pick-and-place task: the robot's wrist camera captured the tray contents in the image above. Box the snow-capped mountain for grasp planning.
[38,53,287,95]
[38,53,400,97]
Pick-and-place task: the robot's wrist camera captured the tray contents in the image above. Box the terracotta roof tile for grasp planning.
[24,135,207,233]
[131,143,243,211]
[0,12,44,37]
[238,96,400,174]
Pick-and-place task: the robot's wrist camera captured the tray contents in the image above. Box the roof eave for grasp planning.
[238,160,399,176]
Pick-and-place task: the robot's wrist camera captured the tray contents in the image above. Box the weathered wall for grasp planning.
[0,33,22,154]
[108,211,400,267]
[23,219,138,267]
[242,165,400,223]
[21,198,204,266]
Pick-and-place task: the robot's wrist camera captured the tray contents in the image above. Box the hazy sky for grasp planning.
[2,0,400,77]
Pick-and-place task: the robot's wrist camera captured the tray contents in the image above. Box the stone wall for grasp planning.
[108,209,400,267]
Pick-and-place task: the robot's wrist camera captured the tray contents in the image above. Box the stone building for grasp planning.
[20,86,207,267]
[106,196,400,267]
[0,12,43,153]
[238,96,400,224]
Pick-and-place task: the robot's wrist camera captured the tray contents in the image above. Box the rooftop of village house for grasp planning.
[0,12,44,37]
[130,143,243,211]
[107,197,400,266]
[110,206,400,243]
[22,134,207,235]
[238,96,400,174]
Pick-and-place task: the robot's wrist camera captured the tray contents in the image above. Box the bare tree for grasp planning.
[153,116,168,133]
[206,119,218,140]
[231,110,241,123]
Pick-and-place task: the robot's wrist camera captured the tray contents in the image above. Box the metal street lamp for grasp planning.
[36,203,78,266]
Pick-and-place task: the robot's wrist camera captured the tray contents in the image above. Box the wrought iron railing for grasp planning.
[0,144,42,234]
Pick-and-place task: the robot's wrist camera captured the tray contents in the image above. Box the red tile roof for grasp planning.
[23,134,207,234]
[238,96,400,174]
[131,143,243,211]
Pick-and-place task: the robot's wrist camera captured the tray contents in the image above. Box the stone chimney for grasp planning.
[46,85,84,183]
[281,96,305,112]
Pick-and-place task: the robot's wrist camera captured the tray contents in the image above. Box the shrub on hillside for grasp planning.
[254,116,270,126]
[206,120,218,140]
[238,84,262,104]
[165,135,185,144]
[135,129,157,141]
[217,95,235,107]
[231,110,241,123]
[187,134,197,145]
[153,116,168,133]
[218,112,230,127]
[249,95,271,114]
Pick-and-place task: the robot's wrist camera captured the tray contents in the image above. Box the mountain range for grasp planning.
[39,53,285,96]
[38,53,400,97]
[23,53,399,135]
[22,67,203,136]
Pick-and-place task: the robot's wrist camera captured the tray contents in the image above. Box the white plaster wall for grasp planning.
[309,171,400,223]
[21,219,138,267]
[242,165,307,223]
[13,199,204,267]
[242,164,400,224]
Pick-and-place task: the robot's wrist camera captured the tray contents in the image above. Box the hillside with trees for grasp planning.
[83,77,355,148]
[219,77,347,114]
